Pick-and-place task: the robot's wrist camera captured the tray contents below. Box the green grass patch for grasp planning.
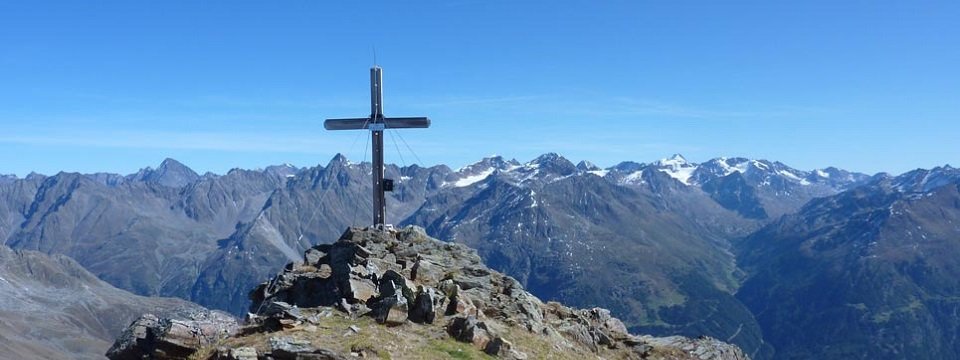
[411,339,494,360]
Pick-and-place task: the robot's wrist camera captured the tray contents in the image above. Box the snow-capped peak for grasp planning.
[712,158,751,176]
[528,152,565,166]
[456,156,512,173]
[576,160,600,172]
[653,154,698,185]
[656,154,688,167]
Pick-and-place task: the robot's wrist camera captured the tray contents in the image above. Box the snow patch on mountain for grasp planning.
[621,171,646,185]
[778,170,811,185]
[659,167,696,184]
[454,168,495,187]
[588,169,609,177]
[728,161,751,176]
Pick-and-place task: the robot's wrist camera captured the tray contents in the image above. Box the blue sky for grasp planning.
[0,1,957,176]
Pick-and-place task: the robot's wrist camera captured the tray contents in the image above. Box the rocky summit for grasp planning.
[107,226,747,360]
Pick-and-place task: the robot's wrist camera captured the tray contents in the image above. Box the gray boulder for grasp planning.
[447,315,493,349]
[106,311,238,360]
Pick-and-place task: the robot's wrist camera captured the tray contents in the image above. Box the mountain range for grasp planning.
[1,153,955,359]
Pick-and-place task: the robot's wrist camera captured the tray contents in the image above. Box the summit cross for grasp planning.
[324,66,431,227]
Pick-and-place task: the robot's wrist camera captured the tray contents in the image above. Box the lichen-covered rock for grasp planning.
[106,310,238,360]
[411,257,444,285]
[447,315,493,349]
[643,335,749,360]
[224,346,258,360]
[269,336,347,360]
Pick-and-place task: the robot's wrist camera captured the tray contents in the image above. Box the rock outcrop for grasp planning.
[110,226,747,359]
[106,309,239,360]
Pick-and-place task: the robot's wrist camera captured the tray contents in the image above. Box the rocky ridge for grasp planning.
[109,226,747,359]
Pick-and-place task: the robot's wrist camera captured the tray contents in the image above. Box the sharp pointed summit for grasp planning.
[143,158,199,187]
[576,160,600,172]
[327,153,350,167]
[657,153,689,165]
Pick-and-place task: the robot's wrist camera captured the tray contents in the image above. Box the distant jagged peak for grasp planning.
[527,152,571,166]
[26,172,47,181]
[699,157,777,175]
[158,157,189,171]
[514,152,577,181]
[125,159,195,187]
[523,152,577,174]
[575,160,600,172]
[320,153,362,175]
[656,153,690,166]
[271,162,298,170]
[456,155,518,174]
[695,158,749,182]
[326,153,351,167]
[140,158,200,187]
[610,154,870,189]
[891,165,960,193]
[611,161,646,173]
[264,163,300,178]
[445,153,579,188]
[445,157,508,188]
[806,166,872,188]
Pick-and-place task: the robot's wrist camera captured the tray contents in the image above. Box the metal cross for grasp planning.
[324,66,430,226]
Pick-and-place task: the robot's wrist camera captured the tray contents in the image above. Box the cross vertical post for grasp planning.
[370,67,386,226]
[324,66,431,227]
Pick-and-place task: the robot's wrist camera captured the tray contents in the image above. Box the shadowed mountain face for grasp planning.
[5,165,287,300]
[0,245,208,360]
[736,166,960,360]
[0,174,43,243]
[0,154,875,360]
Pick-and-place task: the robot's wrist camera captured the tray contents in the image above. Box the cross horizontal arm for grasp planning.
[324,117,430,130]
[324,118,371,130]
[383,117,430,129]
